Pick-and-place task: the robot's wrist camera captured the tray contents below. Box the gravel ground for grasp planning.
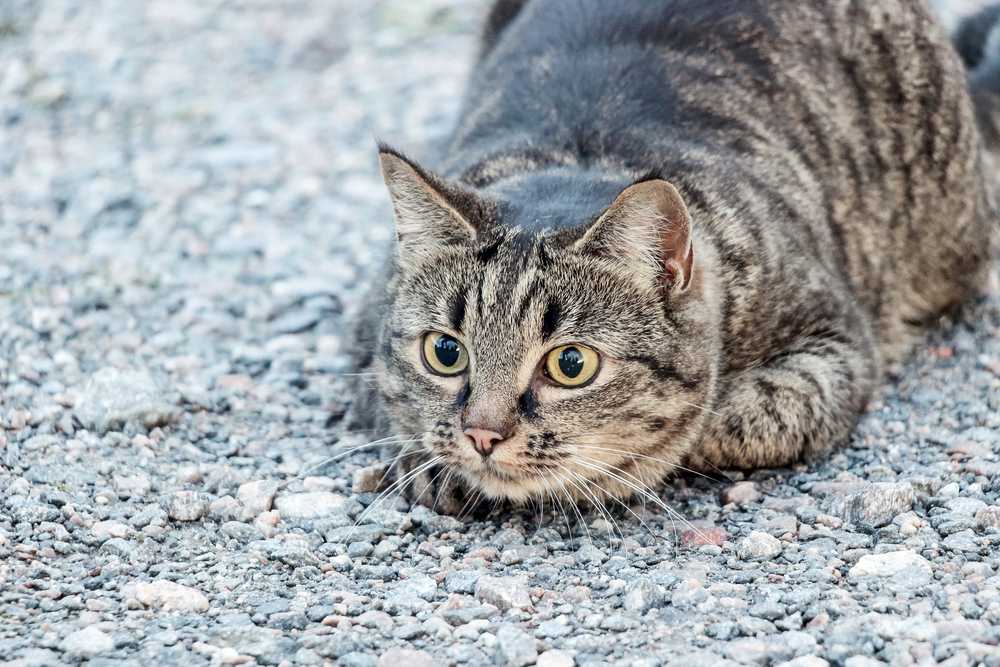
[2,2,1000,666]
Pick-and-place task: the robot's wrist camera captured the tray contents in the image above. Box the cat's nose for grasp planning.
[463,427,505,458]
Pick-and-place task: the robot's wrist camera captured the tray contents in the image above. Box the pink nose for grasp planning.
[464,427,505,457]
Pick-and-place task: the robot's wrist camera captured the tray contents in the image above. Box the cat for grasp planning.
[348,0,997,513]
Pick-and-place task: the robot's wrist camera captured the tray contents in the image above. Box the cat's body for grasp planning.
[352,0,996,509]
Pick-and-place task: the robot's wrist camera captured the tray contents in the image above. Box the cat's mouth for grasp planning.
[476,459,520,481]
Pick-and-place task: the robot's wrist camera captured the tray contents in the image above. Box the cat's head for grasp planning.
[372,146,720,504]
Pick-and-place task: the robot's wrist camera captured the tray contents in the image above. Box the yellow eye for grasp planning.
[545,344,600,387]
[422,332,469,376]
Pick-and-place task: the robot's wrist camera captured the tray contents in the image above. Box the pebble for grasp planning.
[624,577,664,613]
[722,481,761,506]
[377,648,435,667]
[237,480,279,519]
[736,531,783,560]
[275,491,345,520]
[166,491,210,521]
[74,367,174,432]
[975,506,1000,529]
[60,626,114,658]
[776,658,829,667]
[91,520,132,541]
[848,550,933,585]
[129,580,210,612]
[496,625,538,667]
[537,649,576,667]
[838,482,915,531]
[475,575,533,611]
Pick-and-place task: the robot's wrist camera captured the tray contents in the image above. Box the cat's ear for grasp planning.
[378,146,477,259]
[575,178,694,293]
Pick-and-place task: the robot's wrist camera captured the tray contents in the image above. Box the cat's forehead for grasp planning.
[482,169,630,234]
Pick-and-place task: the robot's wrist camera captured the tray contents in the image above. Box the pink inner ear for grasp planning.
[653,182,693,292]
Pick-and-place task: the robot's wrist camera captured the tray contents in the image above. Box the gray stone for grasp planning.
[165,491,210,521]
[624,577,664,613]
[537,649,575,667]
[275,491,345,520]
[496,625,538,667]
[60,626,114,658]
[848,550,933,586]
[75,367,174,432]
[237,480,279,519]
[736,531,783,560]
[839,482,915,532]
[445,570,481,594]
[475,575,533,611]
[377,648,435,667]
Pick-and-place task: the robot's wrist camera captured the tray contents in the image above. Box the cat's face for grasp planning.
[373,148,718,504]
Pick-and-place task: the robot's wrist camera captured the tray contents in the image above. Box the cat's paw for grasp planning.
[393,452,467,516]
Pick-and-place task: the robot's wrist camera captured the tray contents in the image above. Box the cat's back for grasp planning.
[450,0,992,363]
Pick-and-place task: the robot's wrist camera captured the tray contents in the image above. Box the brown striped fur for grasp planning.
[351,0,997,509]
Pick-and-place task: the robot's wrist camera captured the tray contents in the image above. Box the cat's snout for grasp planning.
[463,427,506,458]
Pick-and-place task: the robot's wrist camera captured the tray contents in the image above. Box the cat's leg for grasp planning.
[686,322,880,471]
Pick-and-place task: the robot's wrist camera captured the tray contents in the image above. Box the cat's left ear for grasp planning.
[378,145,479,259]
[574,178,694,294]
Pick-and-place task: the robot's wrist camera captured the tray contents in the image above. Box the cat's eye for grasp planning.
[422,332,469,376]
[544,344,600,387]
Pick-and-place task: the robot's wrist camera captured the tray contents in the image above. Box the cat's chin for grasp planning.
[456,465,546,506]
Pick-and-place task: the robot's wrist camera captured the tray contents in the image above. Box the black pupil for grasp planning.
[558,347,585,378]
[434,336,461,367]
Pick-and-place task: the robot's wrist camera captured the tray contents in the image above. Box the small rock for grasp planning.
[681,525,728,547]
[475,575,533,611]
[130,580,210,612]
[166,491,210,521]
[848,550,932,586]
[209,496,241,522]
[838,482,915,532]
[74,367,174,432]
[538,649,576,667]
[575,543,607,564]
[237,480,279,519]
[60,626,114,658]
[945,497,988,516]
[114,473,152,498]
[975,506,1000,529]
[776,658,829,667]
[91,520,131,541]
[275,491,345,520]
[353,464,388,494]
[624,577,663,613]
[722,481,760,506]
[496,625,538,667]
[377,648,435,667]
[445,570,481,594]
[736,531,782,560]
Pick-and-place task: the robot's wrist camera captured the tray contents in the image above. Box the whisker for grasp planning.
[677,399,723,417]
[548,477,576,541]
[573,455,708,544]
[289,436,422,482]
[457,483,485,520]
[560,465,624,550]
[553,470,592,545]
[354,455,443,530]
[432,467,456,512]
[567,442,724,485]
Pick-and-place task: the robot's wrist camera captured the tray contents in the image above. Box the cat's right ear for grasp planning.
[378,146,478,259]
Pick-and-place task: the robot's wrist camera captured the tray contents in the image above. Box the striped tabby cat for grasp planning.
[350,0,997,511]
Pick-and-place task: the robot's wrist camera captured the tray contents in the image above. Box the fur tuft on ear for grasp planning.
[574,178,694,293]
[378,145,478,259]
